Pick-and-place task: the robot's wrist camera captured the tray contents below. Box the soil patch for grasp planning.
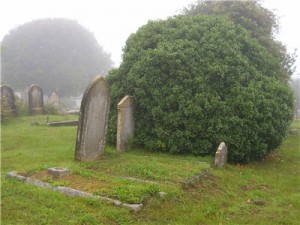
[31,170,113,193]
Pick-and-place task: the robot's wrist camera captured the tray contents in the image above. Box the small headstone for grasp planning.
[0,85,17,116]
[28,84,44,115]
[214,142,228,168]
[117,95,135,152]
[48,92,59,108]
[75,76,110,161]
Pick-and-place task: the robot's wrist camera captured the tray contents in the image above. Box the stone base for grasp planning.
[7,171,143,212]
[47,120,78,126]
[47,167,71,178]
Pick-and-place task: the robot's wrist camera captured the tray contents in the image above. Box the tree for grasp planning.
[1,18,113,97]
[183,0,296,80]
[107,15,294,163]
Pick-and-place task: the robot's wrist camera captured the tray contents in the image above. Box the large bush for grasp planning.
[107,15,294,163]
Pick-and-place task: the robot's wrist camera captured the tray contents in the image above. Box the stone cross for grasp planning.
[117,95,134,152]
[0,85,17,116]
[214,142,228,168]
[75,76,110,161]
[28,84,44,115]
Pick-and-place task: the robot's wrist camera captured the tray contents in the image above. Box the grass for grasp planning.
[1,116,300,224]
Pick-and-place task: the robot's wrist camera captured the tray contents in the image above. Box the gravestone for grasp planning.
[48,92,59,108]
[214,142,228,168]
[28,84,44,115]
[0,85,17,116]
[117,95,134,152]
[75,76,110,161]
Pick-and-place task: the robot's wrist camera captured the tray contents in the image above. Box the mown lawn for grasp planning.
[1,115,299,224]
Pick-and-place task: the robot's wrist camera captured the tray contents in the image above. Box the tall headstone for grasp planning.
[117,95,134,152]
[214,142,228,168]
[48,92,59,108]
[28,84,44,115]
[0,85,17,116]
[75,76,110,161]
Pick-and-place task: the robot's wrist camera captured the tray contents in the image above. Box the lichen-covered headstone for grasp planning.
[28,84,44,115]
[0,85,17,116]
[214,142,228,168]
[117,95,134,152]
[75,76,110,161]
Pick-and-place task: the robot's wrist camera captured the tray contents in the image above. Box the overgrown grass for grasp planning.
[1,116,299,224]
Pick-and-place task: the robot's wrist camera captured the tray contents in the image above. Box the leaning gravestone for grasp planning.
[0,85,17,116]
[117,95,134,152]
[214,142,228,168]
[75,76,110,161]
[28,84,44,115]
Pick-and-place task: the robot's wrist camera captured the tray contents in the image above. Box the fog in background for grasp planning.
[0,0,299,77]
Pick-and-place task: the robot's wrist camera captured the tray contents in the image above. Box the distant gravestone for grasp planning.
[48,92,59,108]
[117,95,134,152]
[28,84,44,115]
[75,76,110,161]
[0,85,17,116]
[214,142,228,168]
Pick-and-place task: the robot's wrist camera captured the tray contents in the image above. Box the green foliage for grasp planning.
[183,0,296,80]
[0,100,14,122]
[14,97,29,116]
[107,15,294,163]
[1,18,113,97]
[44,102,59,115]
[94,182,160,204]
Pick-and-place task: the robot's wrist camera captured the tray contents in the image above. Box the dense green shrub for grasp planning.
[107,15,294,163]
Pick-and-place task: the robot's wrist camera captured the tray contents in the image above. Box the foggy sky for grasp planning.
[1,0,299,77]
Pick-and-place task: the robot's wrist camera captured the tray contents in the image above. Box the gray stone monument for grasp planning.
[48,92,59,108]
[28,84,44,115]
[0,85,17,116]
[214,142,228,168]
[75,76,110,161]
[117,95,134,152]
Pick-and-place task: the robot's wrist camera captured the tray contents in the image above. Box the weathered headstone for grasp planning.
[48,92,59,108]
[0,85,17,116]
[28,84,44,115]
[117,95,134,152]
[75,76,110,161]
[214,142,228,168]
